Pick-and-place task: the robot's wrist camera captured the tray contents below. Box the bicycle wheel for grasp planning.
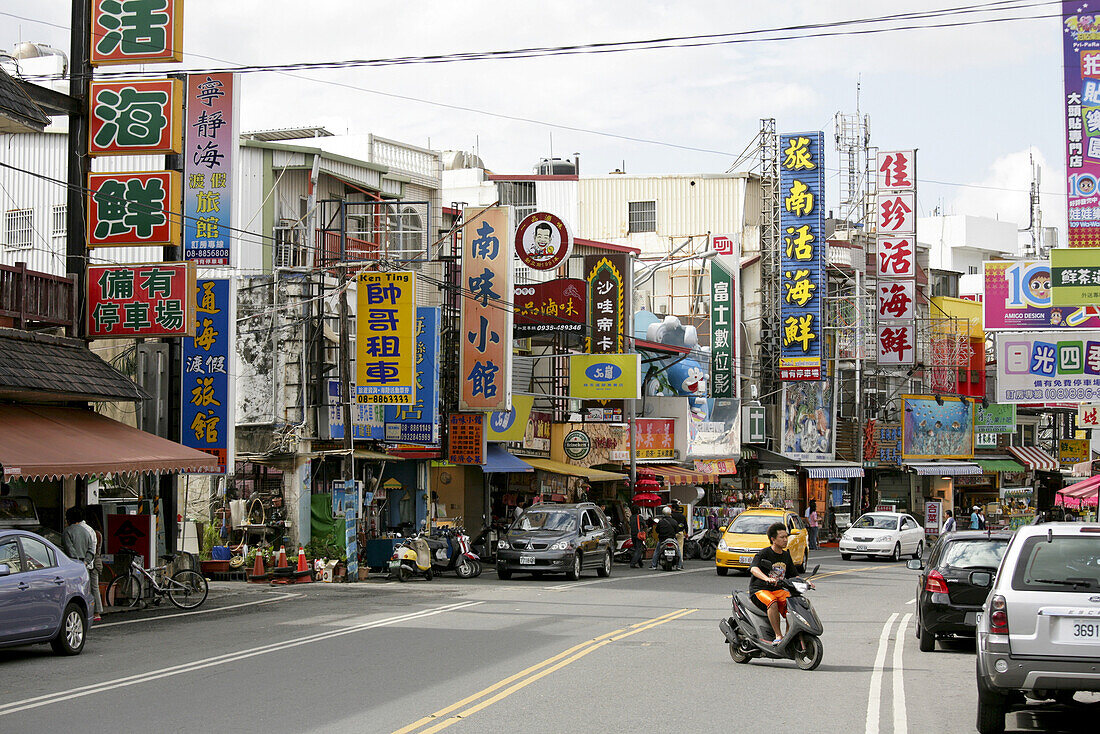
[166,569,208,610]
[106,573,142,609]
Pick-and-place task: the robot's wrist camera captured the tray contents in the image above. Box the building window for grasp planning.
[968,265,979,275]
[931,272,958,298]
[628,201,656,233]
[4,209,33,249]
[51,205,66,249]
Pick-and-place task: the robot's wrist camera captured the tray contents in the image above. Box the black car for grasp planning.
[496,503,614,580]
[906,530,1012,652]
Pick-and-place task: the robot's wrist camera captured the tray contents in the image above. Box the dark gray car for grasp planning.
[496,503,614,580]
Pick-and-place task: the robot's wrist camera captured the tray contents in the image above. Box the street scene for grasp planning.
[1,2,1100,733]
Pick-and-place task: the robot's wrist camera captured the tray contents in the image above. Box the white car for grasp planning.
[839,511,925,562]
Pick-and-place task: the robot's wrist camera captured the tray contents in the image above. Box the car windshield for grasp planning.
[853,514,898,530]
[727,514,779,535]
[1013,535,1100,591]
[939,538,1008,570]
[0,497,36,522]
[514,510,577,533]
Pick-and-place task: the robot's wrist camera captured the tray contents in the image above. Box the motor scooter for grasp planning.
[698,528,720,560]
[612,534,635,564]
[426,527,481,578]
[718,565,823,670]
[390,535,433,582]
[656,537,681,571]
[685,528,707,559]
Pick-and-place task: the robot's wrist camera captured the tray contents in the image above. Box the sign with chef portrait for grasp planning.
[514,211,573,271]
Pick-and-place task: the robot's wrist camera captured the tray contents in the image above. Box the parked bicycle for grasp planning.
[105,553,208,610]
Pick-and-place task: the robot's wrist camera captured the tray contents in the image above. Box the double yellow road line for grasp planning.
[392,607,698,734]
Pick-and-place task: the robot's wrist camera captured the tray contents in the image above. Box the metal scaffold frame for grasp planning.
[758,118,781,405]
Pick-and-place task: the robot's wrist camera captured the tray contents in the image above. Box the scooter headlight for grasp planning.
[717,539,729,552]
[497,540,510,550]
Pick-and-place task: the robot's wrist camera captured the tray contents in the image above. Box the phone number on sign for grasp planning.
[357,395,412,404]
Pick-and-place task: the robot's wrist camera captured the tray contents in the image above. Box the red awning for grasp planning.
[1007,446,1059,473]
[0,404,218,480]
[1061,476,1100,499]
[646,464,717,486]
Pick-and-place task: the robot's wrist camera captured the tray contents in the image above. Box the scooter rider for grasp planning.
[649,506,682,570]
[749,522,814,646]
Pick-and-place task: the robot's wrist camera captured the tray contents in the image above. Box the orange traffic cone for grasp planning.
[248,552,266,583]
[277,545,288,568]
[295,545,313,583]
[271,545,292,585]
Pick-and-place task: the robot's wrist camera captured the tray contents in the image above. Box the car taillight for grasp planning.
[924,570,949,594]
[989,595,1009,636]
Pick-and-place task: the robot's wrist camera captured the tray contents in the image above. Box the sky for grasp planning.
[0,0,1072,239]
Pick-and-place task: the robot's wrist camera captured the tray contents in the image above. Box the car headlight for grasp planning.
[717,539,729,552]
[550,540,574,551]
[497,540,510,550]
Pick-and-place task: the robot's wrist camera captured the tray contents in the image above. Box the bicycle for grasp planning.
[105,554,209,611]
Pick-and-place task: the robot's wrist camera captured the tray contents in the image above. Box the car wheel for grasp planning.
[841,553,852,561]
[912,542,923,561]
[717,567,729,576]
[918,619,936,652]
[50,603,86,656]
[566,554,582,581]
[596,551,611,578]
[976,675,1007,734]
[891,543,901,562]
[496,566,512,580]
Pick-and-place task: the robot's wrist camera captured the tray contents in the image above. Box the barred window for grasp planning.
[51,205,66,237]
[4,209,33,249]
[628,201,656,233]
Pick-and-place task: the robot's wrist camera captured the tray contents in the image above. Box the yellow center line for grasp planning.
[389,608,690,734]
[392,608,698,734]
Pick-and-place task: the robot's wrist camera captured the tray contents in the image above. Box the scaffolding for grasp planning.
[758,118,781,404]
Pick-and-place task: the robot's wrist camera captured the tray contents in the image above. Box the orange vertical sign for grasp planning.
[460,207,513,412]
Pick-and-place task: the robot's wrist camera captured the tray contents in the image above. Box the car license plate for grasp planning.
[1060,619,1100,642]
[739,555,754,565]
[965,612,977,626]
[856,545,867,551]
[519,555,535,565]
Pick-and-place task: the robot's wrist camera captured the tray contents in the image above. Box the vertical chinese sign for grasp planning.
[448,414,487,465]
[1063,3,1100,246]
[88,78,183,156]
[87,171,181,249]
[182,278,235,473]
[184,73,237,266]
[876,150,918,366]
[585,254,627,354]
[779,132,825,380]
[90,0,184,66]
[711,258,738,398]
[356,271,417,405]
[87,262,194,338]
[385,306,441,444]
[460,207,513,412]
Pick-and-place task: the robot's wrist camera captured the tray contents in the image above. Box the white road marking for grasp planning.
[893,613,912,734]
[865,612,899,734]
[904,598,915,605]
[0,600,481,717]
[95,592,300,628]
[545,566,713,590]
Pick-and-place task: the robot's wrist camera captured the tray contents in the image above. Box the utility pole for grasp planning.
[338,203,354,483]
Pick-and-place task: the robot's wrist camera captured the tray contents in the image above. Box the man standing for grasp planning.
[628,504,648,568]
[61,506,94,572]
[941,510,957,534]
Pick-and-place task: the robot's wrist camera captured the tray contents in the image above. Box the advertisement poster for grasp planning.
[687,398,741,460]
[975,404,1016,433]
[525,411,553,452]
[183,72,237,265]
[1052,247,1100,305]
[460,207,513,411]
[1063,3,1100,246]
[636,418,675,461]
[780,378,836,462]
[513,278,585,337]
[1059,438,1090,466]
[901,395,975,460]
[984,260,1100,330]
[384,306,441,444]
[568,354,641,400]
[779,131,825,380]
[356,271,417,405]
[87,262,195,338]
[182,278,234,474]
[994,330,1100,402]
[326,379,384,441]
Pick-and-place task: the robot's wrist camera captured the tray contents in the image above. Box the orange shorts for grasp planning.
[754,589,791,615]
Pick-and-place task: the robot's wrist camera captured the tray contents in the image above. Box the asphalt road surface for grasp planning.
[0,549,1095,733]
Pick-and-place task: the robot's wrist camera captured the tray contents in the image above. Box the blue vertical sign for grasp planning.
[779,132,825,381]
[182,278,233,472]
[385,306,441,444]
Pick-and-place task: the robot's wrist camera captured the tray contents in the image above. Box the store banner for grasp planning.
[994,330,1100,402]
[514,211,573,271]
[460,207,513,411]
[901,394,975,460]
[877,324,916,365]
[1063,3,1100,246]
[87,262,195,338]
[742,405,765,443]
[356,271,417,405]
[385,306,441,444]
[326,379,384,440]
[1059,438,1090,466]
[1052,247,1100,305]
[711,258,739,398]
[1077,402,1100,428]
[875,150,917,367]
[876,150,916,191]
[867,421,902,466]
[975,403,1016,434]
[181,278,235,474]
[986,260,1100,329]
[875,236,916,278]
[636,418,675,460]
[568,354,641,400]
[584,254,627,353]
[448,413,486,465]
[487,395,535,442]
[513,278,586,337]
[779,131,825,380]
[183,72,237,265]
[525,411,553,452]
[87,171,181,248]
[875,192,916,235]
[88,78,183,156]
[780,378,836,461]
[91,0,184,65]
[876,280,917,321]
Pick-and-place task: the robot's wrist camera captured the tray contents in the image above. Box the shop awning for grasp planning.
[1061,475,1100,498]
[646,464,717,485]
[694,459,738,475]
[522,458,625,481]
[0,405,217,480]
[972,457,1027,473]
[742,447,799,469]
[904,462,982,476]
[481,445,534,473]
[1007,446,1059,472]
[353,449,401,461]
[802,462,864,479]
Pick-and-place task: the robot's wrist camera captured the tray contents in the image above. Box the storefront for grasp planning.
[1007,445,1061,511]
[901,461,981,522]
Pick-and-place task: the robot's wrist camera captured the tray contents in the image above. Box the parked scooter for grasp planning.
[612,534,635,564]
[684,528,707,559]
[656,537,681,571]
[718,565,823,670]
[390,535,433,582]
[426,527,481,578]
[698,528,720,560]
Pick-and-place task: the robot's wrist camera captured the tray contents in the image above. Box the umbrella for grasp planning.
[632,492,662,507]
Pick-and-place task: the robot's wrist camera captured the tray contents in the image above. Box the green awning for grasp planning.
[972,458,1026,473]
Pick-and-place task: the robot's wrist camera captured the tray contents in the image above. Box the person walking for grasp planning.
[970,505,981,530]
[941,510,957,534]
[629,504,648,568]
[84,508,104,621]
[807,500,819,550]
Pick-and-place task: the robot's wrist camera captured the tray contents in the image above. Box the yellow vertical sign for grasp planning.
[356,271,416,404]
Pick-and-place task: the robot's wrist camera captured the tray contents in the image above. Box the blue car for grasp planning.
[0,529,94,655]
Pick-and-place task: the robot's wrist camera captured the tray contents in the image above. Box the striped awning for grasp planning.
[1007,446,1060,473]
[646,464,717,486]
[905,462,982,476]
[802,462,865,479]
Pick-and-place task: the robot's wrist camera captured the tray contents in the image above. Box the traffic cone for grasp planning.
[294,545,313,583]
[248,552,266,583]
[271,545,293,584]
[277,545,288,568]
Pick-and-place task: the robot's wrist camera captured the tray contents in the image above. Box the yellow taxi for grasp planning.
[715,507,809,576]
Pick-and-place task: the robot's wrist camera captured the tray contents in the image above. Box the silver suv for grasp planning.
[974,522,1100,734]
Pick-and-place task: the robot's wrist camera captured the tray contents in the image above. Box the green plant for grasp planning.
[305,532,346,563]
[200,523,220,561]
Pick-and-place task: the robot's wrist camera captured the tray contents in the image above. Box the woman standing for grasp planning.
[807,500,819,550]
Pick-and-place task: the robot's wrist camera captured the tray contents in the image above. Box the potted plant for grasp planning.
[199,523,230,575]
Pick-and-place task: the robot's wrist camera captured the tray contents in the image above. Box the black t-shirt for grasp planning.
[652,516,680,541]
[748,546,799,593]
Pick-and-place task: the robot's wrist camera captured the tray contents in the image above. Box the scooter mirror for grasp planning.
[810,564,820,576]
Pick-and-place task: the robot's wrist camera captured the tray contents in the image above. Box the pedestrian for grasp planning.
[61,506,95,585]
[970,505,981,530]
[671,502,688,570]
[977,507,987,530]
[629,504,648,568]
[942,510,957,534]
[84,508,104,621]
[649,507,681,570]
[807,500,819,550]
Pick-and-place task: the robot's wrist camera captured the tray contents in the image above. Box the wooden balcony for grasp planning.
[0,262,78,336]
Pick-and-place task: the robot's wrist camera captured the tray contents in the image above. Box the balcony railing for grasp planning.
[0,262,77,335]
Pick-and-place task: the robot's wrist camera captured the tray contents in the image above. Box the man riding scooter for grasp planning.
[749,522,814,645]
[649,506,682,570]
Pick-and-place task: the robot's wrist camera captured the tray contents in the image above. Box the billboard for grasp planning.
[88,78,183,156]
[568,354,641,400]
[779,132,825,380]
[1052,247,1100,305]
[87,171,181,249]
[183,73,237,265]
[875,150,918,367]
[780,378,836,461]
[384,306,441,444]
[356,271,417,405]
[585,254,627,353]
[487,395,535,442]
[1063,3,1100,246]
[995,330,1100,402]
[181,278,234,473]
[91,0,184,65]
[513,278,586,337]
[711,257,739,398]
[636,418,675,461]
[87,262,195,338]
[985,260,1100,329]
[514,211,572,271]
[901,394,975,460]
[460,207,513,411]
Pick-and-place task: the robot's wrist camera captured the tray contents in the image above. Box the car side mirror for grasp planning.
[0,563,9,577]
[906,559,923,571]
[718,526,727,533]
[969,571,993,588]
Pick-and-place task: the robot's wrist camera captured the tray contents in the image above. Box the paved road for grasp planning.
[0,550,1093,733]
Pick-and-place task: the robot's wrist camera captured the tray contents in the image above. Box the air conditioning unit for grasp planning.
[274,219,305,268]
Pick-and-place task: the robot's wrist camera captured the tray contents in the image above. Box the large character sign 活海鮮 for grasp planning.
[901,395,975,460]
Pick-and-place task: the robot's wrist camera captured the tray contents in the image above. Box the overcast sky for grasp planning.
[0,0,1069,237]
